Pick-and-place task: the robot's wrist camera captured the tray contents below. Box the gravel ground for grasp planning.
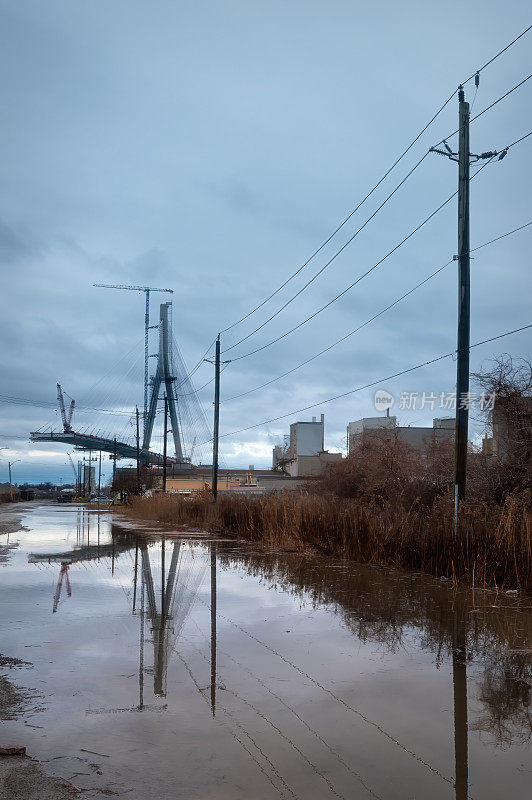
[0,656,78,799]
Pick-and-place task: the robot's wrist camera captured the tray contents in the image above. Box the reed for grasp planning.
[123,488,532,592]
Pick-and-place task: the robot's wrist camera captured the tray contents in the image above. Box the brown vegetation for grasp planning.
[123,357,532,592]
[124,487,531,592]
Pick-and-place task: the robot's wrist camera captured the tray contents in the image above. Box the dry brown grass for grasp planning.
[123,488,532,592]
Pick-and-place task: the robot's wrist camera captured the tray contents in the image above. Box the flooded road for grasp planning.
[1,503,530,799]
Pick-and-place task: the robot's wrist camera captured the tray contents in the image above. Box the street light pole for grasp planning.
[8,460,21,502]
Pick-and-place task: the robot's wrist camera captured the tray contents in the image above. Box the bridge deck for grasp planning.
[30,430,182,466]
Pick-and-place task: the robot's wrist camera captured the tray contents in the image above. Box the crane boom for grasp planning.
[93,284,173,293]
[67,453,77,482]
[57,383,74,432]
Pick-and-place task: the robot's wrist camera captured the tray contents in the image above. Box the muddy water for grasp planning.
[0,504,530,800]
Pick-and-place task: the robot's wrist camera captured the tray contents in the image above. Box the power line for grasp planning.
[434,72,532,148]
[209,323,532,441]
[224,80,532,356]
[221,105,448,335]
[219,24,532,337]
[222,219,532,403]
[174,339,217,390]
[0,394,136,416]
[462,23,532,82]
[219,126,531,364]
[223,151,431,354]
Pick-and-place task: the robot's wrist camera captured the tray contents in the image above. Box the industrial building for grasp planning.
[482,395,532,461]
[272,414,343,477]
[347,415,455,454]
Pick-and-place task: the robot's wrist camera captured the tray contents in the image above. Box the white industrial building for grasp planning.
[273,414,343,477]
[347,415,454,454]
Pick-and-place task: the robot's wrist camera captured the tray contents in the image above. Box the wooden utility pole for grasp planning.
[454,86,470,525]
[212,335,221,501]
[430,80,497,534]
[113,438,117,488]
[162,395,168,492]
[136,406,141,493]
[98,450,102,496]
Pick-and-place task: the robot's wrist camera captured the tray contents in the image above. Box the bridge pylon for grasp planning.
[142,303,188,468]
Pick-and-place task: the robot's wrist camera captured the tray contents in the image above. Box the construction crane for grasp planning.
[57,383,75,432]
[93,284,173,436]
[67,453,78,487]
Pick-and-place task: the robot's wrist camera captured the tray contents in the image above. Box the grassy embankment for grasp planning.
[123,489,531,592]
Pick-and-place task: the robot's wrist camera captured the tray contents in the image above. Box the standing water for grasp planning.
[0,503,530,799]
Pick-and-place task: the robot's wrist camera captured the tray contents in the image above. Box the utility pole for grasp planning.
[212,336,221,500]
[162,395,168,492]
[8,461,19,501]
[455,86,470,524]
[113,438,117,489]
[98,450,102,496]
[430,80,499,533]
[205,335,231,501]
[136,406,141,494]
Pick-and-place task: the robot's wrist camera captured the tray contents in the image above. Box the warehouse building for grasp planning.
[347,415,454,454]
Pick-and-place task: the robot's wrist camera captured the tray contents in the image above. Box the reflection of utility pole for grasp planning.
[452,603,468,800]
[211,542,217,716]
[139,570,145,710]
[133,540,139,614]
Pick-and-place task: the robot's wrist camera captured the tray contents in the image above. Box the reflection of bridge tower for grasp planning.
[137,538,208,699]
[140,540,181,696]
[142,303,188,466]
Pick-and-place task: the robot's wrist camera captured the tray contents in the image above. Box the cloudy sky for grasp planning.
[1,0,530,483]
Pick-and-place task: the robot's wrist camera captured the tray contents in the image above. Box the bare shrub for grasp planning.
[123,488,532,592]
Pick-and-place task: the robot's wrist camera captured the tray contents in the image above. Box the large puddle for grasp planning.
[0,503,530,799]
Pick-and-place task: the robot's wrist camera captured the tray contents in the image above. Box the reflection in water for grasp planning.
[217,547,531,756]
[52,562,71,613]
[211,542,217,716]
[453,603,468,800]
[22,510,531,799]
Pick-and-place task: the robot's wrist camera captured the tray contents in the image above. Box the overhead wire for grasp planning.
[218,23,532,339]
[219,127,530,365]
[206,323,532,441]
[222,151,431,353]
[434,72,532,148]
[222,219,532,403]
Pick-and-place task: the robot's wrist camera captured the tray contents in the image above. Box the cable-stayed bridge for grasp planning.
[30,302,212,468]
